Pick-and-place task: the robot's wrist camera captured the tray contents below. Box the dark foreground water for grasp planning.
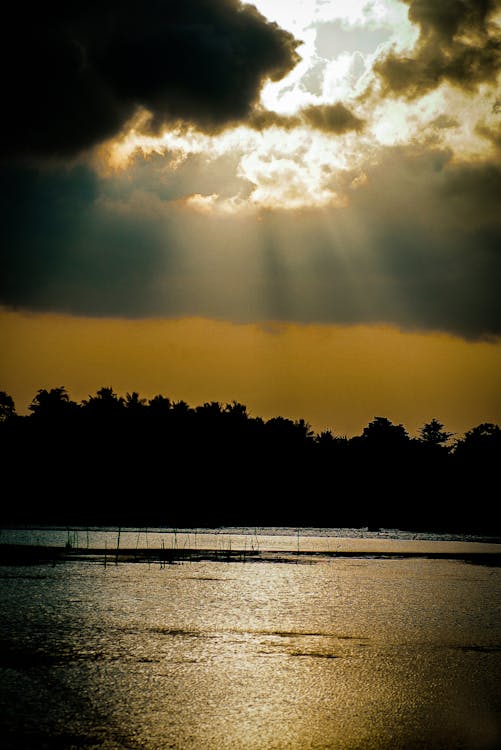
[0,536,500,749]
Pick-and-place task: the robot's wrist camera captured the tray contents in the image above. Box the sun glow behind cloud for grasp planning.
[100,0,500,214]
[103,119,362,212]
[251,0,417,111]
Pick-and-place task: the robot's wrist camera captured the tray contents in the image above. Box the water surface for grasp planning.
[0,549,500,749]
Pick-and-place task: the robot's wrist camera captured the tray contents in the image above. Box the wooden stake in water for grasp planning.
[115,527,121,565]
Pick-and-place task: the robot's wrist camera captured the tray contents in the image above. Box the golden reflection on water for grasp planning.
[0,557,500,749]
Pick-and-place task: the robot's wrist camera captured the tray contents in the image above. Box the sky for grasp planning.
[1,0,500,436]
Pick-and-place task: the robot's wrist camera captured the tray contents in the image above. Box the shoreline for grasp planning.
[1,543,500,567]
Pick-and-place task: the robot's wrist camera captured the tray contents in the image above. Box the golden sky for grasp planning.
[2,310,500,436]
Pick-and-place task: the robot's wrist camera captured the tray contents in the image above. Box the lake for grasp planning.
[0,528,500,749]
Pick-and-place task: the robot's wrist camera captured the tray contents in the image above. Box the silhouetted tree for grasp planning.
[3,381,499,531]
[224,401,248,422]
[295,418,314,441]
[356,417,413,529]
[148,394,171,415]
[83,387,124,416]
[196,401,224,419]
[265,416,314,446]
[454,423,501,460]
[0,391,15,421]
[362,416,409,445]
[450,423,500,533]
[315,429,334,445]
[124,391,147,410]
[171,399,191,416]
[29,387,77,419]
[419,419,452,447]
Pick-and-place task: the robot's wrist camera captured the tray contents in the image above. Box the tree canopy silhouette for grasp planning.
[0,391,15,422]
[419,419,452,447]
[0,386,498,533]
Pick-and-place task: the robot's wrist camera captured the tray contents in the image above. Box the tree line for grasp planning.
[0,387,499,533]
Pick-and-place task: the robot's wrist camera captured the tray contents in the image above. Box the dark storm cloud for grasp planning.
[249,103,364,133]
[1,150,500,338]
[375,0,501,97]
[0,166,172,315]
[344,152,501,338]
[1,0,299,162]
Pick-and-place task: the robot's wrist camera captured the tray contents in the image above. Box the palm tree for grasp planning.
[124,391,147,410]
[29,387,76,419]
[148,394,171,415]
[83,387,124,416]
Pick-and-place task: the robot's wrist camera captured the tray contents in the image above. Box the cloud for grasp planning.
[374,0,501,97]
[0,0,299,162]
[249,102,364,133]
[1,148,500,338]
[476,121,501,150]
[302,103,365,133]
[248,111,302,130]
[0,165,171,315]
